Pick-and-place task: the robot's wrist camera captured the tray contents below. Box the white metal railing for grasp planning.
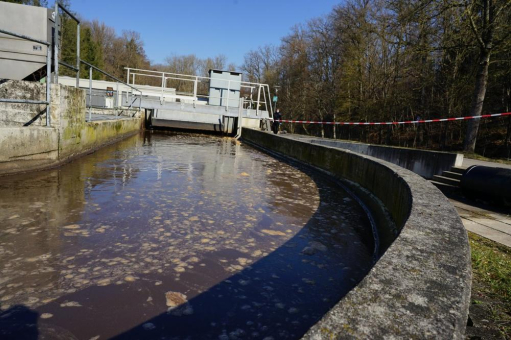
[125,67,274,118]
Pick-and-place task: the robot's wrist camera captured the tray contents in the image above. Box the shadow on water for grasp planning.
[0,132,375,340]
[0,305,38,340]
[111,158,375,339]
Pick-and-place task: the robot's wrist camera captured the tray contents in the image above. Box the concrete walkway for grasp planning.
[450,198,511,247]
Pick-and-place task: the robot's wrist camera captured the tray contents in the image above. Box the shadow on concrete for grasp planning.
[23,108,47,127]
[442,189,511,215]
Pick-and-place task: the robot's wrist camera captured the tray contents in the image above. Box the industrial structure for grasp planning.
[0,1,273,135]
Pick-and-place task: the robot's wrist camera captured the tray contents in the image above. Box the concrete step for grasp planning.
[430,180,460,194]
[451,166,467,174]
[442,171,463,180]
[432,175,461,187]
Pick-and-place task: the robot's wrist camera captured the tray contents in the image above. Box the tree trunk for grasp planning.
[319,111,325,138]
[333,112,337,139]
[463,48,491,152]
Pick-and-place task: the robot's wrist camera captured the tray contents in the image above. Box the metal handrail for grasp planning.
[125,67,274,117]
[0,28,52,126]
[125,67,269,87]
[82,60,142,94]
[53,1,80,88]
[81,60,142,121]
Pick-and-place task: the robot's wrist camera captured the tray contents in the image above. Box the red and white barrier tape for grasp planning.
[274,112,511,125]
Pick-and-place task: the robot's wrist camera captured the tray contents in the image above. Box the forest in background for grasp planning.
[4,0,511,158]
[241,0,511,158]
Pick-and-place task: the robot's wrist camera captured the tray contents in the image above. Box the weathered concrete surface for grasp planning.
[241,128,472,339]
[0,126,58,173]
[301,137,463,179]
[0,80,48,127]
[0,82,143,176]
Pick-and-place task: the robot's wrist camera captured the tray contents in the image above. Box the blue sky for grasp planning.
[57,0,342,68]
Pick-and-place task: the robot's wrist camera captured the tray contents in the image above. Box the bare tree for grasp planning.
[463,0,511,152]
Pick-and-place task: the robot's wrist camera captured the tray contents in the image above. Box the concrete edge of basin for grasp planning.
[0,119,142,177]
[240,128,471,339]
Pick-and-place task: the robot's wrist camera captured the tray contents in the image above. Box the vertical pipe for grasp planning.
[193,76,198,107]
[126,68,130,84]
[161,72,164,102]
[88,66,92,121]
[76,23,80,88]
[269,86,275,117]
[226,80,230,111]
[46,45,51,126]
[54,2,59,84]
[262,86,268,116]
[256,85,261,117]
[115,82,119,116]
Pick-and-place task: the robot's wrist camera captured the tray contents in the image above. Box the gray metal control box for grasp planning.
[208,69,242,108]
[0,2,54,80]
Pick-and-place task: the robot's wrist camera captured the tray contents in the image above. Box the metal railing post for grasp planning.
[193,76,198,108]
[53,2,59,84]
[126,68,130,84]
[161,72,164,103]
[262,85,268,115]
[256,85,261,116]
[46,45,52,127]
[115,82,119,116]
[76,23,80,88]
[88,66,92,121]
[235,98,243,139]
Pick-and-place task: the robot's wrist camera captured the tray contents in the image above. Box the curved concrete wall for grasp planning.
[241,128,471,339]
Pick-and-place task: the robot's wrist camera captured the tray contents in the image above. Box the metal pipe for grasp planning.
[0,28,49,45]
[267,85,274,118]
[126,68,130,84]
[80,60,142,94]
[56,2,80,23]
[76,23,80,88]
[54,1,59,84]
[46,45,51,126]
[58,60,78,72]
[115,82,119,116]
[193,76,198,108]
[88,66,92,121]
[0,99,49,104]
[262,85,268,115]
[161,74,165,102]
[226,80,230,111]
[256,85,261,117]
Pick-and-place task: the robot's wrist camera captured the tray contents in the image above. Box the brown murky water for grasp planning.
[0,132,373,340]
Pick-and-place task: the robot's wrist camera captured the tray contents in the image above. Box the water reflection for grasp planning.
[0,132,373,339]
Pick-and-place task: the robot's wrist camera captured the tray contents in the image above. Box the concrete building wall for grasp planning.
[241,128,471,340]
[0,81,143,176]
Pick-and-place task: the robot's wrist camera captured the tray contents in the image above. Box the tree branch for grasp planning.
[465,1,486,49]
